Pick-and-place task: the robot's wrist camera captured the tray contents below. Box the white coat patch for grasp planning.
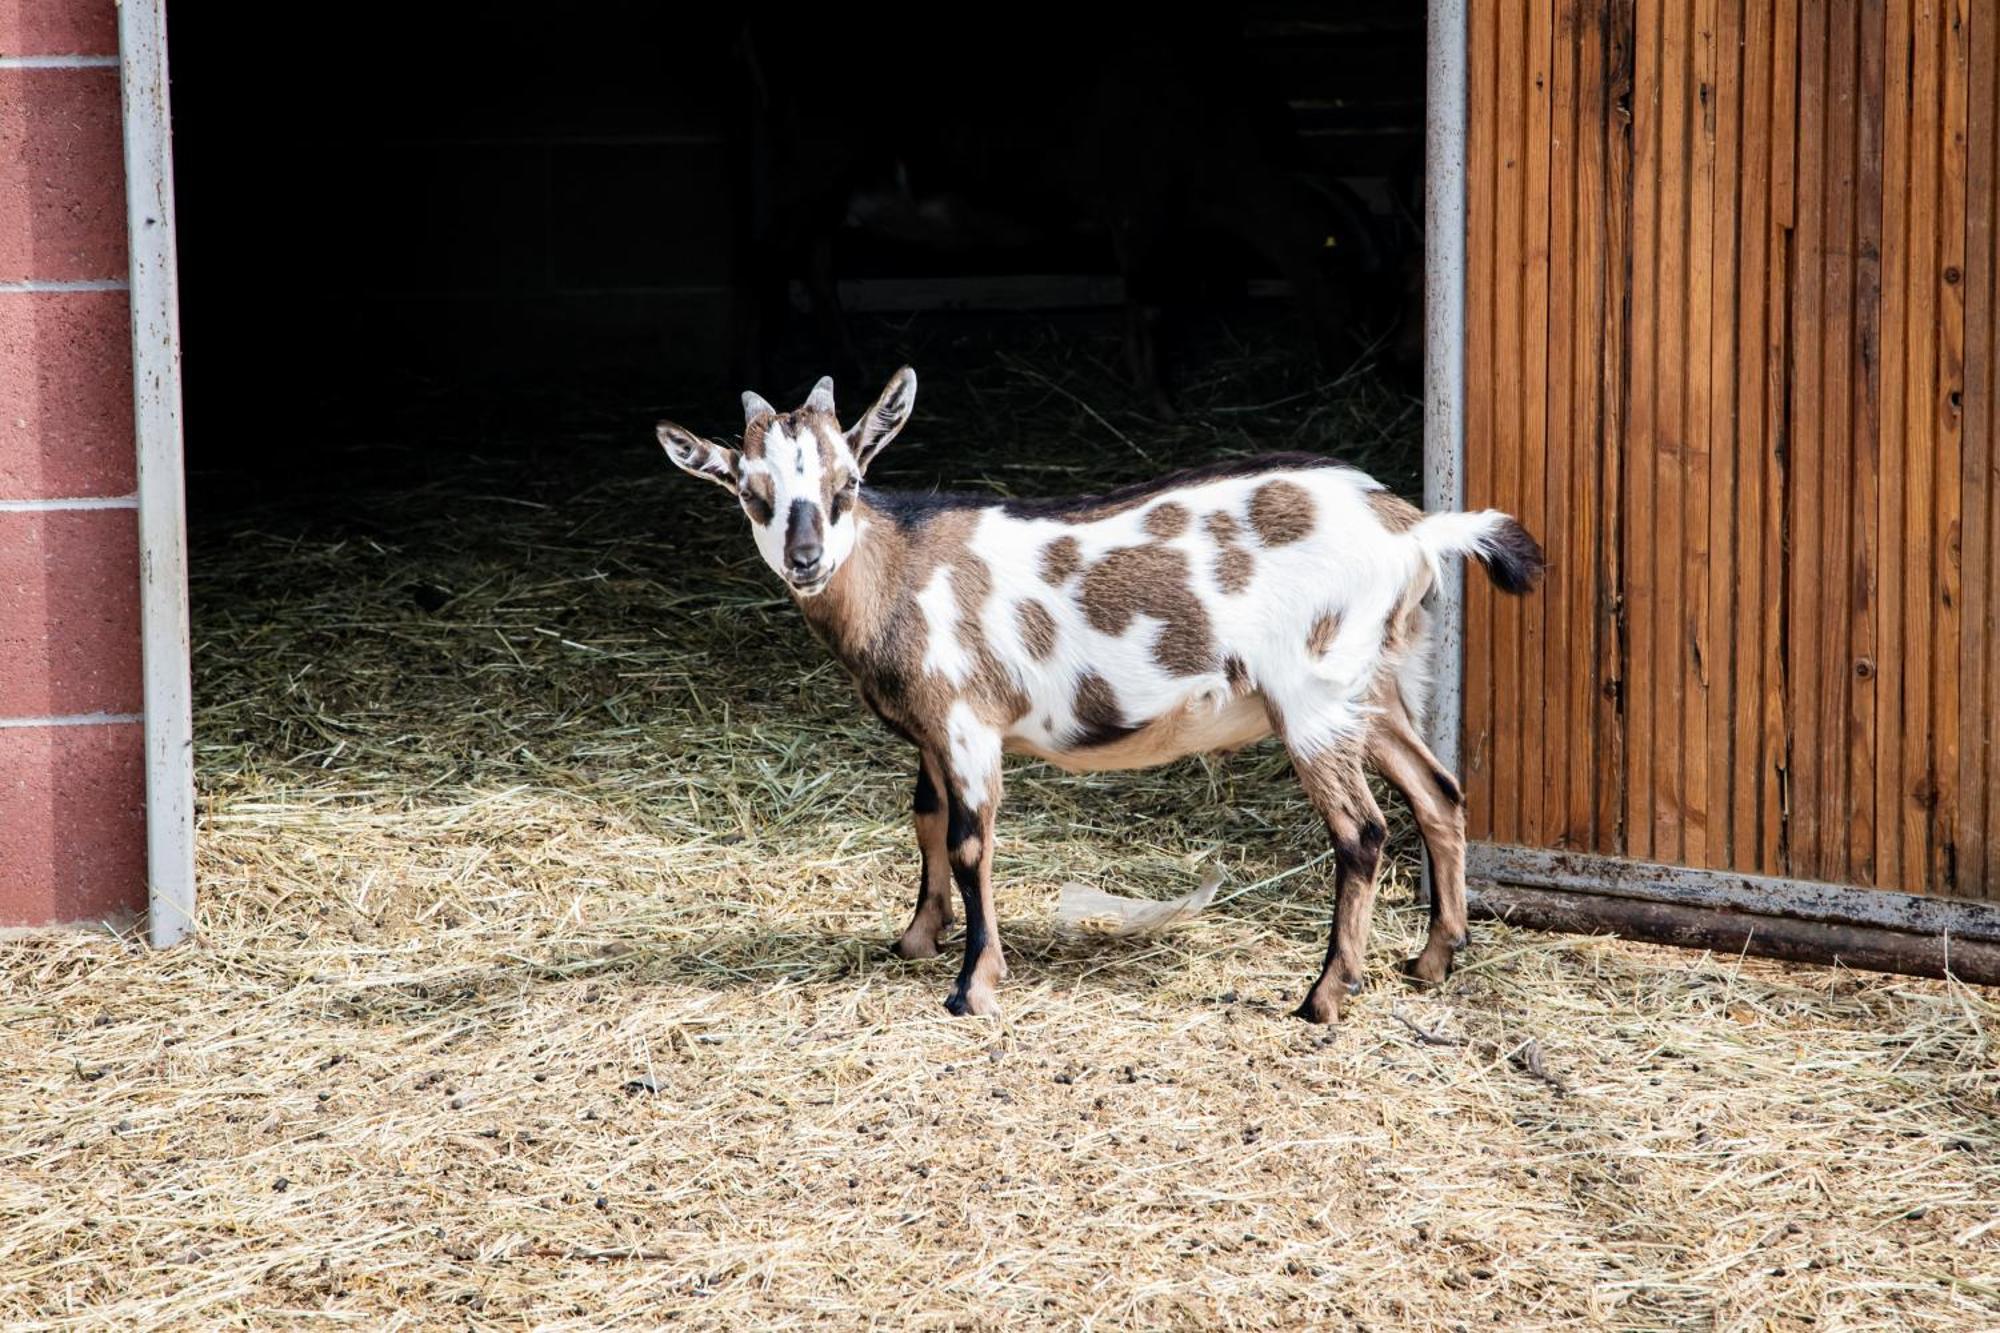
[918,566,972,684]
[946,700,1001,808]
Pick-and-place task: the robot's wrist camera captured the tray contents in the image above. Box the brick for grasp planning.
[0,507,141,718]
[0,720,145,925]
[0,0,118,58]
[0,67,127,282]
[0,289,133,498]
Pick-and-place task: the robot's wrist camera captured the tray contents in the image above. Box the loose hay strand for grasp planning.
[3,318,1998,1329]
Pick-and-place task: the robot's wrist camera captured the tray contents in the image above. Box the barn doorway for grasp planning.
[162,6,1432,932]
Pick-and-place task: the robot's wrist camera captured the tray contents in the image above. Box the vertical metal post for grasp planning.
[1422,0,1470,905]
[118,0,195,947]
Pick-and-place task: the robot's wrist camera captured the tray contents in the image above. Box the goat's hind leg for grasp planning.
[1364,689,1469,985]
[1283,734,1387,1024]
[892,751,956,961]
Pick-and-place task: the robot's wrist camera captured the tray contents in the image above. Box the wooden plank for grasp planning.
[1732,0,1774,870]
[1492,0,1530,845]
[1900,0,1944,893]
[1565,0,1609,851]
[1847,0,1886,887]
[1468,879,2000,984]
[1989,0,1999,902]
[1987,7,2000,901]
[1789,0,1830,878]
[1816,0,1858,887]
[1877,0,1914,887]
[1933,0,1969,897]
[1598,0,1639,855]
[1465,0,1498,840]
[1702,0,1744,869]
[1818,0,1860,888]
[1467,842,2000,940]
[1764,0,1800,874]
[1964,0,2000,898]
[1521,0,1556,848]
[1654,0,1691,861]
[1684,0,1719,867]
[1824,0,1864,888]
[1544,0,1582,849]
[1625,0,1661,861]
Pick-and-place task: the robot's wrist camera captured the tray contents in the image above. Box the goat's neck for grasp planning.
[791,494,910,668]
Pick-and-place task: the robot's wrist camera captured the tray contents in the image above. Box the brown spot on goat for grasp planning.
[1307,610,1342,657]
[1040,535,1082,586]
[1078,544,1217,676]
[1204,510,1240,544]
[1070,672,1131,747]
[741,471,777,524]
[1214,546,1255,594]
[1368,489,1424,533]
[1249,479,1316,546]
[1223,655,1251,694]
[1142,502,1191,539]
[1016,599,1058,660]
[739,413,771,460]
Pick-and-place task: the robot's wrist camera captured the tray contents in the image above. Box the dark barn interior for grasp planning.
[167,5,1427,470]
[160,4,1436,985]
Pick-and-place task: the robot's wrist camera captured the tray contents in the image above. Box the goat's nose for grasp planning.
[787,541,823,574]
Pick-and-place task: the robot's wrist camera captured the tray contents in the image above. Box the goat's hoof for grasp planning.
[1292,990,1343,1025]
[1402,948,1454,986]
[944,985,1001,1018]
[890,929,944,961]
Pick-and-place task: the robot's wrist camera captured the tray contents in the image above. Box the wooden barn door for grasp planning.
[1459,0,2000,957]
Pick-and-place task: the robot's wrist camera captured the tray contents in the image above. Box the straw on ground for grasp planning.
[4,322,1996,1329]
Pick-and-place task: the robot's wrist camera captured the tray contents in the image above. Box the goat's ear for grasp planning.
[656,421,740,494]
[846,366,917,473]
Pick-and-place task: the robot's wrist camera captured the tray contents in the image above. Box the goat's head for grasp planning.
[657,368,917,596]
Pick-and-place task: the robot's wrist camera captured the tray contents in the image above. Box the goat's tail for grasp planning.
[1409,509,1545,596]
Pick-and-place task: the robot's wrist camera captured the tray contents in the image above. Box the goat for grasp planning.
[657,370,1544,1021]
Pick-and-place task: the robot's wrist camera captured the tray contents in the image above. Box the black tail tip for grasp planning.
[1480,517,1546,595]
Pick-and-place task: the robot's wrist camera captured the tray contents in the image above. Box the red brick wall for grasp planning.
[0,2,146,926]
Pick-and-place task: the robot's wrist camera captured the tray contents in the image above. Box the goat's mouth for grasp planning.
[786,572,831,597]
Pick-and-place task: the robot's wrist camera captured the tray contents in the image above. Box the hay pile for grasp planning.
[4,319,1998,1328]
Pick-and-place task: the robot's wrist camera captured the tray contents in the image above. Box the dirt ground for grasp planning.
[4,324,1997,1329]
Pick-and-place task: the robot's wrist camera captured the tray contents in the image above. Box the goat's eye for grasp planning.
[830,485,855,522]
[742,493,773,526]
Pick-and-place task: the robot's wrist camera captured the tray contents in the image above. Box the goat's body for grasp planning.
[812,455,1474,792]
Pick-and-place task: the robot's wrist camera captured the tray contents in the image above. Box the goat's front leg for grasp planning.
[939,735,1006,1018]
[892,751,955,960]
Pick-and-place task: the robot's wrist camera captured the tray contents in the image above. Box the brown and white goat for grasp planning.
[658,369,1544,1021]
